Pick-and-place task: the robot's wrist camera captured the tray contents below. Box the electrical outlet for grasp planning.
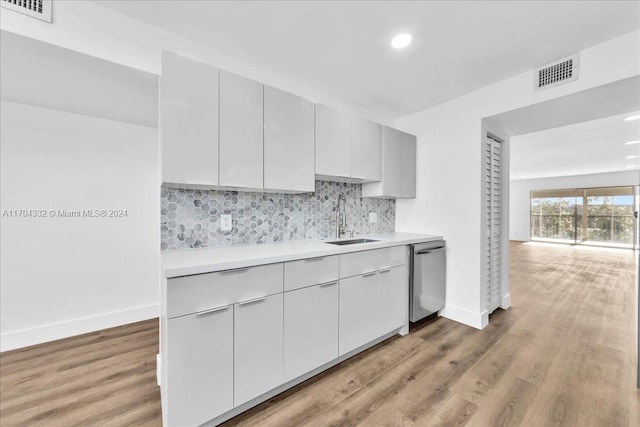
[369,212,377,223]
[221,214,232,231]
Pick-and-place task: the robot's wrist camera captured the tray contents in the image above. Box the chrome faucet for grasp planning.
[336,194,347,239]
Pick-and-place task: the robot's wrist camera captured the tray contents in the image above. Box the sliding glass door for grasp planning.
[577,187,636,248]
[531,186,637,249]
[530,189,577,244]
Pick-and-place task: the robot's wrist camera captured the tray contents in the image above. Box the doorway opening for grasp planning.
[482,75,640,387]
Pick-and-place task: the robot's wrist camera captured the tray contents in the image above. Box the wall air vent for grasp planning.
[1,0,52,23]
[534,54,579,91]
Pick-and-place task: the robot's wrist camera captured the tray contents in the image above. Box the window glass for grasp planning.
[530,186,636,248]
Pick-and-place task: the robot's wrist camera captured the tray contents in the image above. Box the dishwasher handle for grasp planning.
[415,247,445,255]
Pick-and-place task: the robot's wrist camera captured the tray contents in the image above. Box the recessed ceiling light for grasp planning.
[626,155,640,159]
[625,140,640,145]
[624,114,640,121]
[391,33,412,49]
[625,164,639,168]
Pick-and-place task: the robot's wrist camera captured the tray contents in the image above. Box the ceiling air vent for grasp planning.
[1,0,52,23]
[534,54,579,91]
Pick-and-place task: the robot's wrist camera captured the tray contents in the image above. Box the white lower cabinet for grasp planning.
[377,265,408,335]
[234,293,284,406]
[284,281,339,381]
[163,246,412,425]
[166,306,233,427]
[339,272,379,355]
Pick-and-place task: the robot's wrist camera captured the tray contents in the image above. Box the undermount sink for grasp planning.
[325,238,380,245]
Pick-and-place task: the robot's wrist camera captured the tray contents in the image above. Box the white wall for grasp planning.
[510,171,640,241]
[0,1,393,126]
[0,101,160,351]
[395,30,640,329]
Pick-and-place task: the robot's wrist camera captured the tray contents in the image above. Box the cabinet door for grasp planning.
[284,281,339,381]
[381,127,404,196]
[377,265,408,335]
[339,273,378,355]
[166,307,233,426]
[351,117,382,182]
[362,126,417,198]
[161,51,219,186]
[284,255,339,292]
[234,293,284,405]
[315,104,351,178]
[400,134,417,198]
[219,70,263,189]
[264,86,315,192]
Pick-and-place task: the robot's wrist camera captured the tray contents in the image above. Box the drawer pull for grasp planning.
[379,268,392,273]
[238,296,267,306]
[362,271,377,277]
[196,305,230,316]
[305,256,325,262]
[320,281,338,288]
[221,267,249,275]
[416,247,444,255]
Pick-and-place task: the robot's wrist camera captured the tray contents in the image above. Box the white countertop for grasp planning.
[162,232,443,278]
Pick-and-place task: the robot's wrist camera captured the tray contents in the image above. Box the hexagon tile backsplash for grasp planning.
[161,181,395,250]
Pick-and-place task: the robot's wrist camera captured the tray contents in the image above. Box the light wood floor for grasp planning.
[1,242,637,426]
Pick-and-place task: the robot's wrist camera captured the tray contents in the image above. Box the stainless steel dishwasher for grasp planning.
[410,240,446,322]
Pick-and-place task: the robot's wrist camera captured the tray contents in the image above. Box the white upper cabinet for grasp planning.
[362,126,417,198]
[161,51,219,186]
[219,70,264,189]
[315,104,383,183]
[161,53,404,193]
[315,104,351,179]
[351,117,382,182]
[264,86,315,192]
[400,133,417,198]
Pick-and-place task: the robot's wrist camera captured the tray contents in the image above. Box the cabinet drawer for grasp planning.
[284,255,339,291]
[339,249,380,278]
[167,263,283,318]
[381,246,407,269]
[339,246,407,278]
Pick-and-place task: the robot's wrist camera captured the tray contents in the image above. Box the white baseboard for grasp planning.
[501,293,512,309]
[440,304,488,329]
[0,304,159,352]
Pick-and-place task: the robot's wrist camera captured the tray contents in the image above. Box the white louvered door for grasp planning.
[485,136,502,314]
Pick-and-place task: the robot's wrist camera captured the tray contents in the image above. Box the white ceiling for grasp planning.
[95,0,640,120]
[510,112,640,180]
